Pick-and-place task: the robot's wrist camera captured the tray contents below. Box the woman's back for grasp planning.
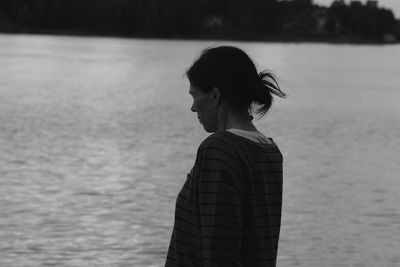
[165,130,283,267]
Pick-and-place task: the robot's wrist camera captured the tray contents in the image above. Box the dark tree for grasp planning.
[0,0,398,42]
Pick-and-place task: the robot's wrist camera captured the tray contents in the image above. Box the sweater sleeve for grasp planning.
[195,136,244,267]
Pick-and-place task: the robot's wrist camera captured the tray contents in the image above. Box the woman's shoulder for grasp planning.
[198,130,281,160]
[199,131,236,149]
[201,130,277,148]
[195,131,241,160]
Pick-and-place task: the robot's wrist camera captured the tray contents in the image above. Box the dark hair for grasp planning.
[186,46,286,118]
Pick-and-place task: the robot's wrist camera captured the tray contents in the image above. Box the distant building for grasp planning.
[204,15,223,28]
[366,0,378,8]
[383,33,397,43]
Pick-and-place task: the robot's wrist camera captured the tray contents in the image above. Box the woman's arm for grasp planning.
[196,138,244,267]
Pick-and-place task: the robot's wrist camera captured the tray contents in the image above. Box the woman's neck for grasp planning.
[229,118,257,131]
[216,105,257,131]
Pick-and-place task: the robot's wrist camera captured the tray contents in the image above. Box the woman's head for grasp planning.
[187,46,285,117]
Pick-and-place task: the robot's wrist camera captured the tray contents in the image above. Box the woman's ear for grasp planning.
[211,87,221,106]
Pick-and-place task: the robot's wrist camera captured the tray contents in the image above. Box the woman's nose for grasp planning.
[191,103,196,112]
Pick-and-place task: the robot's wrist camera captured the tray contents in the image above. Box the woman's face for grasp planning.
[189,84,218,133]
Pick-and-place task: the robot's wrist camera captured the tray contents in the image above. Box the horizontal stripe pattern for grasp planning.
[165,131,283,267]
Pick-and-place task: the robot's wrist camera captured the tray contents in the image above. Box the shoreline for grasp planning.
[1,30,399,45]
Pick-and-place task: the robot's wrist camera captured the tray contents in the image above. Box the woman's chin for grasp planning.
[198,119,215,133]
[201,124,215,133]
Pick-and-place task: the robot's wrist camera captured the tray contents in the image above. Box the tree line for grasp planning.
[0,0,399,42]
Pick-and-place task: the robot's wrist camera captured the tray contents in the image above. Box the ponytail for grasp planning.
[251,71,286,118]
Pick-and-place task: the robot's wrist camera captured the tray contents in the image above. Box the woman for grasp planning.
[165,46,285,267]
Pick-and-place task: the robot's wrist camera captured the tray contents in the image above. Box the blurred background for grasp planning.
[1,0,400,42]
[0,1,400,267]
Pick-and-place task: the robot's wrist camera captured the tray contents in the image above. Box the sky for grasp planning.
[313,0,400,18]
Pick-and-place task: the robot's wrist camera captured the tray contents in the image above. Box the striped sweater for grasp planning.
[165,130,283,267]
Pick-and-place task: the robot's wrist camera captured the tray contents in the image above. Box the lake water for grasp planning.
[0,34,399,267]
